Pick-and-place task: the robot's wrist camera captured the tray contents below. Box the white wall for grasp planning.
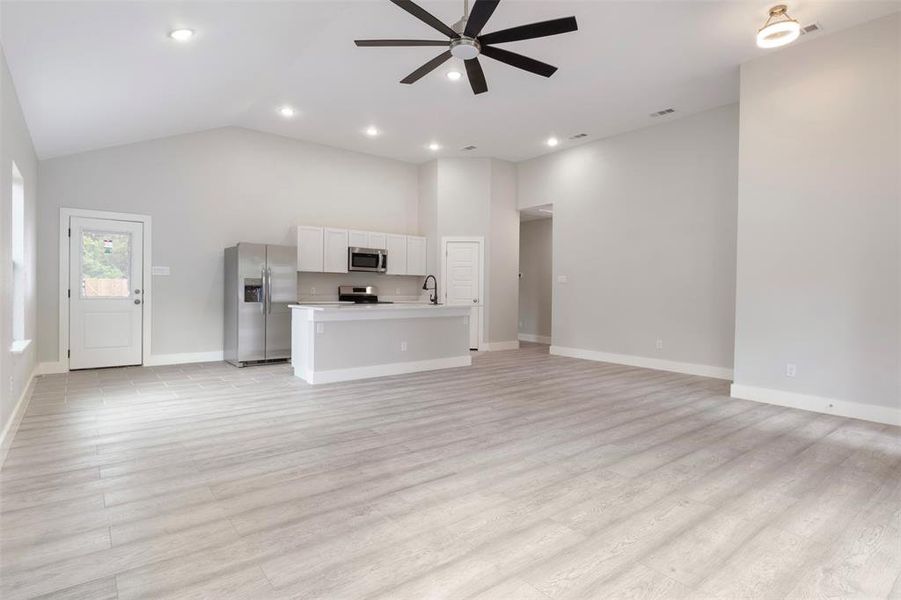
[732,13,900,424]
[418,158,519,347]
[519,218,552,340]
[37,127,419,364]
[0,47,38,449]
[518,104,739,377]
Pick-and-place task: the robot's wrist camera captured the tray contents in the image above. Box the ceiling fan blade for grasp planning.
[400,50,453,84]
[478,16,577,45]
[480,45,557,77]
[355,39,450,47]
[465,58,488,95]
[464,0,500,38]
[389,0,459,39]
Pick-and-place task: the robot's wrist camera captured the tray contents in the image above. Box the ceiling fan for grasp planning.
[355,0,578,95]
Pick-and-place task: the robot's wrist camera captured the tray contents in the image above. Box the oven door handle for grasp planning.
[379,251,388,272]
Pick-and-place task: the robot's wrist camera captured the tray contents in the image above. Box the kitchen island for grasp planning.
[289,303,473,384]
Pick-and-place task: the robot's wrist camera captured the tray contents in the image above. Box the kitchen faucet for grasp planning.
[422,275,438,304]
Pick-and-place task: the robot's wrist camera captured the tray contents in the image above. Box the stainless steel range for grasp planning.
[338,285,394,304]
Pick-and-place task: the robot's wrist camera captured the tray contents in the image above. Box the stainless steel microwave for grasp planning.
[348,247,387,273]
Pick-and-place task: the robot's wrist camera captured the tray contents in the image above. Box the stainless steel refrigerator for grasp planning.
[224,243,296,366]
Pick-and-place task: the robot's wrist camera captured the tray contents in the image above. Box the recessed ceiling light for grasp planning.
[446,70,462,81]
[756,5,801,48]
[365,126,380,137]
[279,106,296,118]
[168,28,194,42]
[546,137,559,147]
[428,142,441,151]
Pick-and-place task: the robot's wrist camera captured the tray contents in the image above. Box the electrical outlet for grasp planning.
[786,363,797,377]
[519,320,524,328]
[400,341,407,352]
[8,376,14,394]
[310,287,316,295]
[656,338,663,350]
[557,275,568,284]
[396,287,402,295]
[316,323,324,334]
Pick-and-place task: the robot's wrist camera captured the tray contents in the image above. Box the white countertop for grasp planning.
[289,301,478,321]
[290,302,473,311]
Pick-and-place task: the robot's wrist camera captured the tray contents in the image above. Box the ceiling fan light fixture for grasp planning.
[168,28,195,42]
[757,5,801,48]
[450,37,481,60]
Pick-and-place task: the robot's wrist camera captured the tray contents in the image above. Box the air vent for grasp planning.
[569,133,588,139]
[650,108,676,118]
[461,145,477,151]
[800,22,821,35]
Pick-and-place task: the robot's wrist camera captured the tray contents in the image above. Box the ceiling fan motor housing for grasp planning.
[450,37,481,59]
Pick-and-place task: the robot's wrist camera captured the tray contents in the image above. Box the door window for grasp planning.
[81,230,132,298]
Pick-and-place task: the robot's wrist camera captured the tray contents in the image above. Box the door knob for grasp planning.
[134,299,141,304]
[473,298,478,303]
[135,289,141,294]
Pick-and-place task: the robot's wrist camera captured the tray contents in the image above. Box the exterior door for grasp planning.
[445,240,481,350]
[265,244,295,360]
[69,217,144,369]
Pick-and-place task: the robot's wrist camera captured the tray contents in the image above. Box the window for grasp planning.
[80,230,131,298]
[11,162,26,345]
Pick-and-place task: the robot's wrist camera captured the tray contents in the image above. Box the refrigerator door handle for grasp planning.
[266,267,273,314]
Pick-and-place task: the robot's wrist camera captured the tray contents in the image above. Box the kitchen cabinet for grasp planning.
[296,226,324,272]
[385,234,407,275]
[323,228,349,273]
[405,236,427,276]
[348,230,387,250]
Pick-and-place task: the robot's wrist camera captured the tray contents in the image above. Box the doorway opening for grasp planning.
[518,204,553,345]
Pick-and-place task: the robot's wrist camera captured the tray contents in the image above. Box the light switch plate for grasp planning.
[557,275,568,284]
[151,266,170,276]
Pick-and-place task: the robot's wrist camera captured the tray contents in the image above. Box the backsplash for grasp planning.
[297,271,429,302]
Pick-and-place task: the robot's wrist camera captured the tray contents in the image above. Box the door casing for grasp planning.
[440,236,485,351]
[59,208,152,372]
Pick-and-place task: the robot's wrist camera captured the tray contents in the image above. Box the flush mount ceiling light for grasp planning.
[757,5,801,48]
[446,70,463,81]
[428,142,441,151]
[278,106,296,118]
[168,28,195,42]
[546,137,559,147]
[365,126,380,137]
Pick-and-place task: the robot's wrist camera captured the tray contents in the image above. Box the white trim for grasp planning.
[36,361,68,375]
[730,383,901,426]
[549,345,734,380]
[59,208,152,372]
[144,351,225,366]
[518,333,551,344]
[440,236,485,351]
[482,340,520,351]
[297,355,471,385]
[0,370,35,468]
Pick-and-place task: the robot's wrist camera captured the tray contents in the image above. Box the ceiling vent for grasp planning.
[461,145,477,151]
[649,108,676,118]
[569,133,588,139]
[800,22,821,35]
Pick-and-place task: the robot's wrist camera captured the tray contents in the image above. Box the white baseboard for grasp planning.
[481,341,520,351]
[0,370,36,468]
[549,345,733,381]
[518,333,551,344]
[298,355,472,385]
[144,351,225,366]
[730,383,900,426]
[36,361,68,375]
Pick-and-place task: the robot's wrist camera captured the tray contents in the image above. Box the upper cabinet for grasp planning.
[296,226,427,276]
[297,226,324,272]
[348,230,387,250]
[385,234,407,275]
[406,236,427,276]
[323,228,349,273]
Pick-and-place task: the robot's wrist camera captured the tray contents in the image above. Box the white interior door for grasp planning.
[445,240,481,350]
[69,216,144,369]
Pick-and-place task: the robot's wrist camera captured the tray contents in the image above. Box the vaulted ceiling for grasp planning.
[2,1,898,162]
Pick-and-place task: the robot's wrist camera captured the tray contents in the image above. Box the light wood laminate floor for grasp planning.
[1,343,899,600]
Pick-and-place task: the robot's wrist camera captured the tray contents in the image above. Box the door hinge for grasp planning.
[67,227,71,237]
[67,289,71,298]
[67,349,70,358]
